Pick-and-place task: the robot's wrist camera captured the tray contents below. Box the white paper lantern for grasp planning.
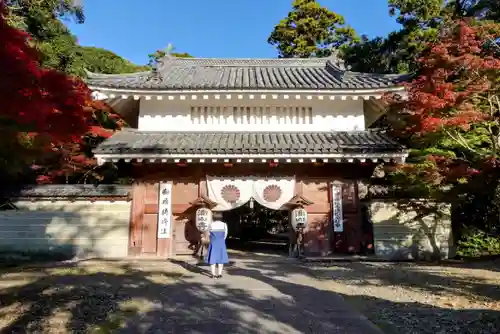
[195,207,212,232]
[290,208,308,231]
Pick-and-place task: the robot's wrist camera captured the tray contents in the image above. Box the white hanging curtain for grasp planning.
[206,176,254,211]
[252,177,296,210]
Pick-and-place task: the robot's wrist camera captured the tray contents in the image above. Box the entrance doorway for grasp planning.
[222,200,290,255]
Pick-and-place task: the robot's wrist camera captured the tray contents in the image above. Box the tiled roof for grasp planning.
[86,56,406,91]
[93,129,406,156]
[2,185,131,198]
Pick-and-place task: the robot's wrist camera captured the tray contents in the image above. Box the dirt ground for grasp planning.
[305,259,500,334]
[0,256,383,334]
[1,257,499,333]
[0,260,186,333]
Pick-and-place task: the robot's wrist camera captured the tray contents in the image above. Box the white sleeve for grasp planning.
[224,222,228,240]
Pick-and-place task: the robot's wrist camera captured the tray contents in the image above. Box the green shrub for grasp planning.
[457,228,500,257]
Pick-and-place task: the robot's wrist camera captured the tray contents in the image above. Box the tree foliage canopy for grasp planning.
[75,46,149,74]
[0,2,91,185]
[1,1,146,185]
[0,3,88,140]
[5,0,84,74]
[390,21,500,141]
[5,0,147,76]
[268,0,358,58]
[379,18,500,243]
[343,0,500,73]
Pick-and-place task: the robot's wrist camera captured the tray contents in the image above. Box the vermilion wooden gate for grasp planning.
[330,181,362,253]
[129,183,159,256]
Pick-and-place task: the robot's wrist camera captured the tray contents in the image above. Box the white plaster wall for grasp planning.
[369,200,454,260]
[0,201,131,258]
[138,97,365,131]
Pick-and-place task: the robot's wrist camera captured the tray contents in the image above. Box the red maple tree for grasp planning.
[0,4,128,184]
[389,20,500,154]
[35,100,127,184]
[382,20,500,199]
[0,3,89,142]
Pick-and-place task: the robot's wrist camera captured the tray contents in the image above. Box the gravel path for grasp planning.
[306,260,500,334]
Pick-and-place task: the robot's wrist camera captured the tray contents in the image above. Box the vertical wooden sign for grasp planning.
[158,182,172,238]
[332,184,344,232]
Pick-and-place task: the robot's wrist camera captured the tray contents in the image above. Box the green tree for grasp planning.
[6,0,84,74]
[342,30,415,73]
[267,0,358,58]
[6,1,146,76]
[343,0,444,74]
[344,0,499,73]
[389,0,500,23]
[74,46,149,74]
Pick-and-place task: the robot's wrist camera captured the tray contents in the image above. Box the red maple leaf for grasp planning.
[388,20,500,136]
[0,3,89,142]
[0,5,132,184]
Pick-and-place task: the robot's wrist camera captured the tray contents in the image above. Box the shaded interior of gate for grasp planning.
[222,200,291,254]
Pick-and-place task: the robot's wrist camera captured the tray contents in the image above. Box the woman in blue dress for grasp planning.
[206,211,229,278]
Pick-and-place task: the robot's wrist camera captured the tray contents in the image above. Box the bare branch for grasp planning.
[445,128,482,155]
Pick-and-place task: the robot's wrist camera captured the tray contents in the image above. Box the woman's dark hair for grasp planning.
[212,211,223,220]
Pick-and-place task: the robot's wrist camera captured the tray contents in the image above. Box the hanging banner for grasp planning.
[332,184,344,232]
[206,176,296,211]
[291,208,308,231]
[206,176,253,211]
[252,177,295,210]
[158,182,172,238]
[195,208,212,232]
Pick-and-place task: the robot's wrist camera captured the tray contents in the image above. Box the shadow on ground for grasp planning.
[0,256,498,333]
[303,259,500,334]
[307,260,500,302]
[421,256,500,272]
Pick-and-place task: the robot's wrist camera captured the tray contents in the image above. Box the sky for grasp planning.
[67,0,401,66]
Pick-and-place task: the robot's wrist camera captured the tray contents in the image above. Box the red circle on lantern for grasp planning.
[263,184,282,202]
[221,184,240,203]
